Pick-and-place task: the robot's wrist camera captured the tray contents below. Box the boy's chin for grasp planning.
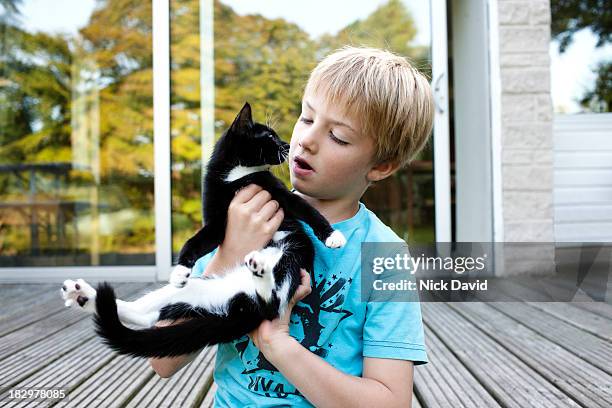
[290,181,332,200]
[290,177,317,196]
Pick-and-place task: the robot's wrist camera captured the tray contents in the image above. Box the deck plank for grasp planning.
[0,284,117,337]
[414,326,501,407]
[200,383,217,408]
[495,279,612,341]
[422,302,581,407]
[0,284,153,400]
[126,346,216,408]
[447,301,612,407]
[0,283,609,407]
[0,283,149,361]
[0,284,57,315]
[487,301,612,375]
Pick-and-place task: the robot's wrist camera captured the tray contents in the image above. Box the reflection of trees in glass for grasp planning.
[207,0,433,243]
[170,0,203,251]
[551,0,611,112]
[214,0,316,142]
[173,0,433,247]
[2,0,433,260]
[319,0,430,77]
[0,0,155,263]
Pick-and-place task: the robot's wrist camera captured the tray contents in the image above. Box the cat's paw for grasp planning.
[245,251,265,278]
[245,250,275,302]
[325,230,346,248]
[169,265,191,288]
[61,279,96,313]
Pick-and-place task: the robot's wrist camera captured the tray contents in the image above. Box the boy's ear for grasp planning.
[366,160,401,183]
[230,102,253,133]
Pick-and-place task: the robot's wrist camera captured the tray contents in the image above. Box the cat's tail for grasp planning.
[93,282,262,359]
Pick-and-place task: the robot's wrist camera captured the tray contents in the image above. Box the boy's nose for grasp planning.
[299,129,318,154]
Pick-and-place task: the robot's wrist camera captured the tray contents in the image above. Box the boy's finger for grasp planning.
[244,189,273,212]
[289,270,311,304]
[234,184,261,202]
[267,208,284,229]
[300,269,311,286]
[258,200,280,222]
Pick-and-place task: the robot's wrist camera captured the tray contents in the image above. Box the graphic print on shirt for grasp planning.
[235,265,354,399]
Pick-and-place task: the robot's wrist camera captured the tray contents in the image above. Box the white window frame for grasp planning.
[431,0,453,242]
[0,0,170,283]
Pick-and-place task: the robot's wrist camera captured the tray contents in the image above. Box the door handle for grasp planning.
[433,72,446,114]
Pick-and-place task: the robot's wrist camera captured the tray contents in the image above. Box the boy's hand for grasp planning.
[248,269,312,360]
[219,184,284,264]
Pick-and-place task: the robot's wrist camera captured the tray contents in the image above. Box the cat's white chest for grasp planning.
[224,165,270,182]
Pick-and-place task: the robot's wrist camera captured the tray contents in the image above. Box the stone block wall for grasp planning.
[497,0,555,242]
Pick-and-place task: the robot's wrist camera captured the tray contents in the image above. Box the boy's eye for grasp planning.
[300,117,313,125]
[329,131,349,146]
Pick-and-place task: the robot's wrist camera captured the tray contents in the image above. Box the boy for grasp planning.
[150,46,434,407]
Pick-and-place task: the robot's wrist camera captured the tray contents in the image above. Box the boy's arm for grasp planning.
[149,319,203,378]
[269,341,414,408]
[251,271,414,407]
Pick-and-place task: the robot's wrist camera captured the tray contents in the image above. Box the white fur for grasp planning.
[224,164,270,182]
[169,265,191,288]
[61,279,97,313]
[325,230,346,248]
[276,275,292,317]
[60,246,289,328]
[245,247,284,301]
[272,230,290,242]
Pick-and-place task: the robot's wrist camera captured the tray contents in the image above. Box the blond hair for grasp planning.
[304,46,434,167]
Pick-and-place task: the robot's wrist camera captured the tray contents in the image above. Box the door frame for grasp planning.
[431,0,453,242]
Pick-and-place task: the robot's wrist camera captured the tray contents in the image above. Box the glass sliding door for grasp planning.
[169,0,202,261]
[198,0,451,245]
[0,0,155,268]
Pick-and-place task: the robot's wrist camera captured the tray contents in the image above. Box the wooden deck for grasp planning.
[0,282,611,407]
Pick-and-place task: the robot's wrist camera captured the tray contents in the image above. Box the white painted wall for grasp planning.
[554,113,612,242]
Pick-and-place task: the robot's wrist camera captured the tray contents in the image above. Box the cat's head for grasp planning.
[223,102,289,167]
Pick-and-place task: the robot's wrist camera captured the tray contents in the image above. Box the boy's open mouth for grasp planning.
[294,156,314,171]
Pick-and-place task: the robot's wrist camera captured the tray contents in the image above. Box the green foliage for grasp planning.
[551,0,611,53]
[2,0,432,259]
[579,61,612,112]
[551,0,611,113]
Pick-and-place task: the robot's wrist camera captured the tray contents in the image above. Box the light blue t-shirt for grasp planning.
[192,202,428,407]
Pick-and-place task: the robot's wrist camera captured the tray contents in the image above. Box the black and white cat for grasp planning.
[60,103,345,359]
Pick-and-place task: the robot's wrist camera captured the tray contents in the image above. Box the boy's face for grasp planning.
[289,90,377,201]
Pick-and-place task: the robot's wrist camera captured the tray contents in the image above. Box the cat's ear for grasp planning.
[230,102,253,133]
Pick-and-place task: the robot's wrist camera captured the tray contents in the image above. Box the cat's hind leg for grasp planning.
[61,279,169,328]
[245,247,283,302]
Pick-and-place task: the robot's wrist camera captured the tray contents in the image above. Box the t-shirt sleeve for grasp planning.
[361,242,428,364]
[190,248,218,278]
[363,300,428,365]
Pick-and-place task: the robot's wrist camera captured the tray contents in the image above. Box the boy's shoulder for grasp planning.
[359,204,405,244]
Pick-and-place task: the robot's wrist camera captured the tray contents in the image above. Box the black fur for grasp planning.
[93,103,340,358]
